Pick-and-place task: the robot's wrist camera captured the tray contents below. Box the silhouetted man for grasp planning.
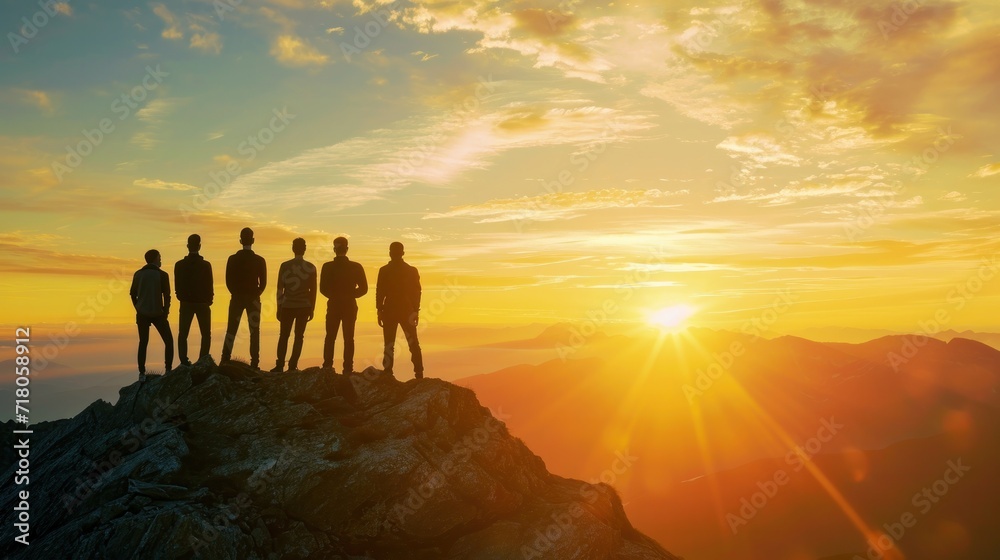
[130,249,173,381]
[220,227,267,369]
[376,242,423,379]
[272,237,316,373]
[174,234,213,366]
[320,237,367,374]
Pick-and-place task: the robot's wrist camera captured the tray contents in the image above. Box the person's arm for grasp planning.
[412,268,422,312]
[375,268,385,312]
[129,272,139,309]
[375,267,385,327]
[355,263,368,299]
[308,264,317,318]
[206,262,214,306]
[257,256,267,296]
[276,262,286,313]
[162,270,172,316]
[173,262,182,300]
[319,263,333,300]
[225,255,236,295]
[411,267,421,325]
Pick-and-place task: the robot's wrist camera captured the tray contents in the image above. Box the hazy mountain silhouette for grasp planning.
[459,328,1000,559]
[0,358,678,559]
[0,360,135,422]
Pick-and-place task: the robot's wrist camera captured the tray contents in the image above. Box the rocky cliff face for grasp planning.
[0,359,679,560]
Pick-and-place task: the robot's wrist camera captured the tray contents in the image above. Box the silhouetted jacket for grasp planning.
[320,256,368,310]
[277,257,317,311]
[174,254,213,305]
[376,259,421,320]
[130,264,171,318]
[226,249,267,300]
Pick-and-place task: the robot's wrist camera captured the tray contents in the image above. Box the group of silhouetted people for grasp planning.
[129,227,424,382]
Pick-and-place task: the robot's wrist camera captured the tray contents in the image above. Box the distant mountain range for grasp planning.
[458,327,1000,559]
[0,360,135,422]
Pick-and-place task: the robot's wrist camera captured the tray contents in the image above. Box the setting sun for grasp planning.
[648,304,697,329]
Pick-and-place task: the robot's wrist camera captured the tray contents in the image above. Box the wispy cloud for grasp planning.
[970,162,1000,178]
[218,88,656,214]
[190,30,223,54]
[131,98,181,149]
[426,188,688,223]
[133,178,198,191]
[10,89,55,115]
[152,3,183,40]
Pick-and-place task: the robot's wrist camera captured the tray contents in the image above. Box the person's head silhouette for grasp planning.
[145,249,161,267]
[187,234,201,254]
[292,237,306,256]
[240,227,254,247]
[334,236,349,256]
[389,241,404,261]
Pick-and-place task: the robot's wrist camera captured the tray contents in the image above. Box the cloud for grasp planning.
[970,162,1000,179]
[270,34,329,66]
[425,188,688,223]
[133,178,199,191]
[940,191,967,202]
[190,31,223,54]
[257,6,331,67]
[10,89,55,115]
[217,87,656,214]
[377,0,613,81]
[0,232,133,278]
[152,3,183,40]
[131,98,181,149]
[717,133,802,169]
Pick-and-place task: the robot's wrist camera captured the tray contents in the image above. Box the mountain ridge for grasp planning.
[0,358,678,559]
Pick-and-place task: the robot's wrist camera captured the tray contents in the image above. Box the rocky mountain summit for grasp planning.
[1,358,679,559]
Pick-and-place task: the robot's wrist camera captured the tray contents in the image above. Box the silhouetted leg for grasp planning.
[152,316,174,371]
[196,303,212,360]
[399,319,423,375]
[137,314,151,374]
[275,314,294,368]
[289,309,308,370]
[343,307,357,373]
[221,299,242,361]
[177,302,194,364]
[324,309,342,370]
[248,298,262,368]
[382,320,399,373]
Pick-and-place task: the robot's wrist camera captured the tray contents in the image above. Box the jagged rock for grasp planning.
[0,358,679,559]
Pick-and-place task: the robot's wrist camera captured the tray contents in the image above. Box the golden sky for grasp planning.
[2,0,1000,333]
